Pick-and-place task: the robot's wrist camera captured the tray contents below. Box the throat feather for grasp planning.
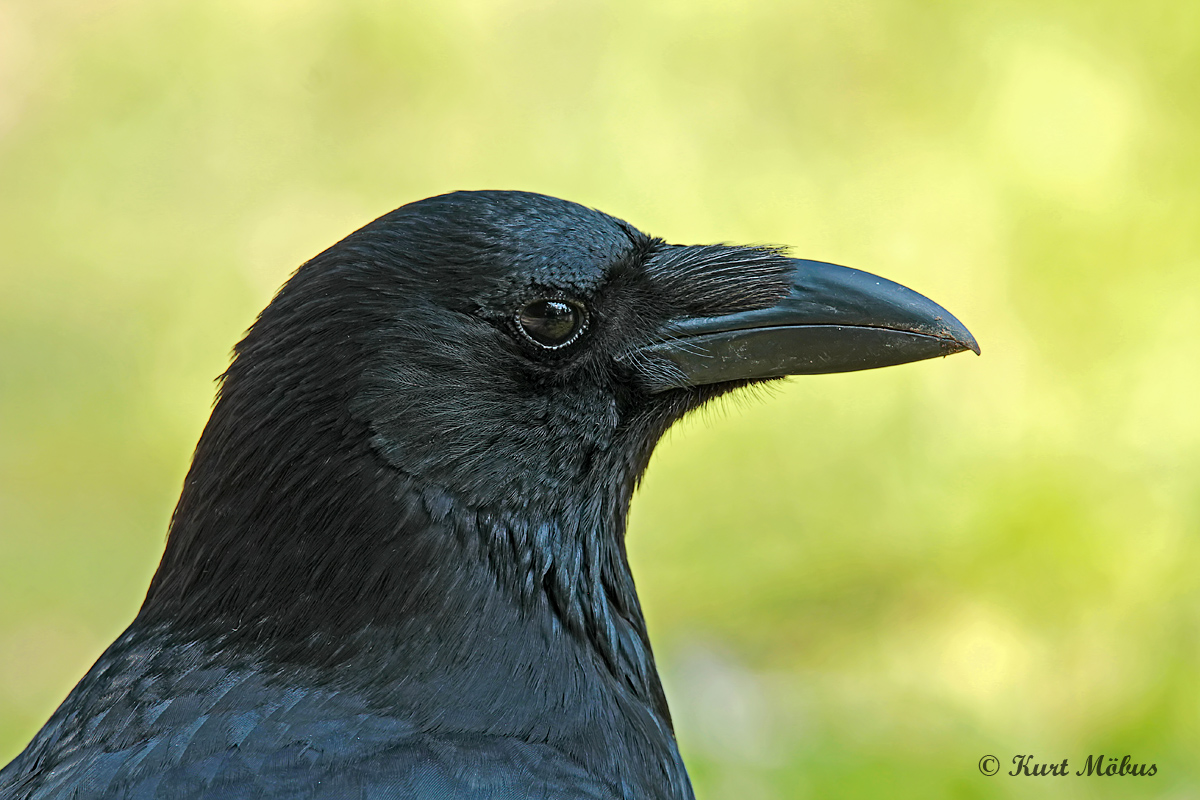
[423,483,670,727]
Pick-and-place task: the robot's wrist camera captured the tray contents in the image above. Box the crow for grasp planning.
[0,190,977,799]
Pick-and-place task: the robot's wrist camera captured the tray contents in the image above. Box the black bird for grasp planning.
[0,191,978,799]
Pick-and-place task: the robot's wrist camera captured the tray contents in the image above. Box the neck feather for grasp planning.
[140,392,672,727]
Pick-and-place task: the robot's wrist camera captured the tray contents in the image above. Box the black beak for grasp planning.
[630,259,980,393]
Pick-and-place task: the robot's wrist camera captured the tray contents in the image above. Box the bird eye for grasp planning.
[516,298,588,349]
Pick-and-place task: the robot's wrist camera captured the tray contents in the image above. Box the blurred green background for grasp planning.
[1,0,1197,797]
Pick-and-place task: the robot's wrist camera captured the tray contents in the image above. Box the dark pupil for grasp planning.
[519,300,579,346]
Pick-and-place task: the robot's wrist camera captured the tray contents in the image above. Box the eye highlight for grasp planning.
[516,298,588,350]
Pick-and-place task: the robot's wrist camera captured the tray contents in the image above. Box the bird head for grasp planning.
[236,190,976,515]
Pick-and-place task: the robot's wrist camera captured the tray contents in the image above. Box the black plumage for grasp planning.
[1,191,977,799]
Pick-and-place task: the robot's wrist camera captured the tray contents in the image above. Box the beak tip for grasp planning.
[957,333,981,357]
[935,312,980,357]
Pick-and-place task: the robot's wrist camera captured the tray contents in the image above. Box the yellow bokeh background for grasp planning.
[1,1,1197,797]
